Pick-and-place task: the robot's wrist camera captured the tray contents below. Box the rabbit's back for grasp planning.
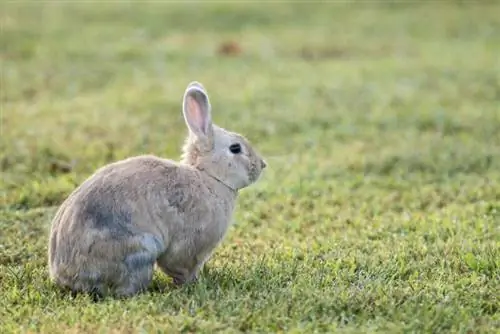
[51,155,181,241]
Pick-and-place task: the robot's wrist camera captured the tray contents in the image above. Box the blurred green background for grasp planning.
[1,1,499,333]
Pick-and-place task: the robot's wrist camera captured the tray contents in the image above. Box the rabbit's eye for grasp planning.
[229,143,242,154]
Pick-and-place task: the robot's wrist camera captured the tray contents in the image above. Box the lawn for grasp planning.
[1,1,499,333]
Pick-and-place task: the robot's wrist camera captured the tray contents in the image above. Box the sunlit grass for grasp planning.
[1,1,499,333]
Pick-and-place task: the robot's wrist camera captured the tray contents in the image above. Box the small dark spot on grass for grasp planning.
[217,41,243,56]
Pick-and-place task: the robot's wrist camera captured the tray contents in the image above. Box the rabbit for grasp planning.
[47,81,267,298]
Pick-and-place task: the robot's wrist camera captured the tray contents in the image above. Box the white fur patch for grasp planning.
[137,233,165,255]
[125,234,165,269]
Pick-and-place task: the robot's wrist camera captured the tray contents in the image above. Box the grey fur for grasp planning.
[47,81,267,298]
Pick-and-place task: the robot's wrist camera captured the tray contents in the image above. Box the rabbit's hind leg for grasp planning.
[79,259,154,298]
[113,263,154,298]
[110,233,164,297]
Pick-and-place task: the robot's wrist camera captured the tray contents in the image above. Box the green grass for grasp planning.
[1,1,499,333]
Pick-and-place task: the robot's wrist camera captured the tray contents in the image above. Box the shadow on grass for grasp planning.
[45,253,306,303]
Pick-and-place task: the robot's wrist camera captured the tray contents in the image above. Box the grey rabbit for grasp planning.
[48,81,267,297]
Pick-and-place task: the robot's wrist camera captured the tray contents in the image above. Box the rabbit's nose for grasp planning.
[260,159,267,169]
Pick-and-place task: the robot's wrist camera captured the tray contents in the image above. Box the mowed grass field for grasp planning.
[1,1,499,333]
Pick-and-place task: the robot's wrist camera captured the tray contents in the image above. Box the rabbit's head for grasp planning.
[180,81,267,191]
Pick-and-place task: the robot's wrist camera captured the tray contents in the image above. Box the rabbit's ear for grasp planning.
[182,82,213,140]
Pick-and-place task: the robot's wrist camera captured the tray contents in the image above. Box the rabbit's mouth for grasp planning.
[248,164,264,184]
